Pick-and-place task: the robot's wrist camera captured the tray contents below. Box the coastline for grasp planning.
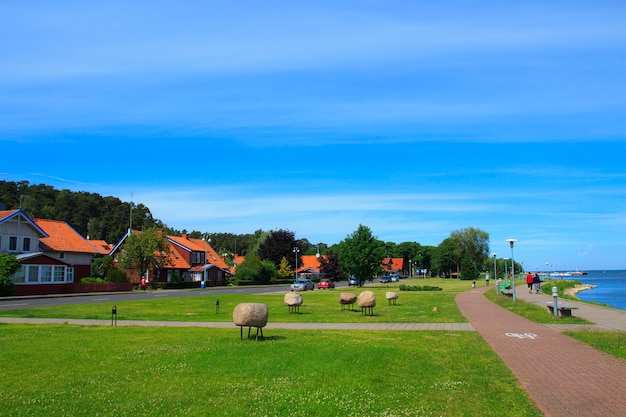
[565,284,596,298]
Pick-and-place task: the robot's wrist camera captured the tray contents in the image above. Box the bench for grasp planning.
[501,289,513,297]
[545,302,578,317]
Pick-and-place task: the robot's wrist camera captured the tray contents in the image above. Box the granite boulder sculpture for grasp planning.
[233,303,268,340]
[284,292,303,313]
[357,291,376,316]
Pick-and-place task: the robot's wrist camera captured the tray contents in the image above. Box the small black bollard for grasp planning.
[111,305,117,326]
[216,299,220,314]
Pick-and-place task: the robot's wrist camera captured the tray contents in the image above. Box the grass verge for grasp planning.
[564,331,626,361]
[484,288,589,324]
[0,324,541,417]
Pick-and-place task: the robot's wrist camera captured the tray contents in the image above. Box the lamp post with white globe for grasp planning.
[506,239,518,301]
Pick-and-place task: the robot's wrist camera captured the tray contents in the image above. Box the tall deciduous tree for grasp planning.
[319,250,346,281]
[258,229,300,269]
[336,224,385,286]
[120,228,170,279]
[449,227,490,273]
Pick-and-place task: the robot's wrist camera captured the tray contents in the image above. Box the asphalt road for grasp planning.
[0,282,351,310]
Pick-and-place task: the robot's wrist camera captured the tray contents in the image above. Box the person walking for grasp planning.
[526,272,533,293]
[532,273,542,293]
[485,273,490,287]
[140,277,147,291]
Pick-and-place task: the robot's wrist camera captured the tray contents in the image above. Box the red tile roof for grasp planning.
[35,218,99,254]
[87,239,112,255]
[298,255,322,272]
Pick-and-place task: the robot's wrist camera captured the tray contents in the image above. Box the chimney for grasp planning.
[182,233,188,239]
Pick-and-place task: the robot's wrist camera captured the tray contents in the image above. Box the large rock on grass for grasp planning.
[284,292,303,306]
[357,291,376,308]
[339,292,357,305]
[233,303,268,328]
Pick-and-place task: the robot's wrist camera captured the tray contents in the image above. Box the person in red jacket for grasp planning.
[526,272,533,293]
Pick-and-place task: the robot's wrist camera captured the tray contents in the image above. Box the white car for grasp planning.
[290,279,315,291]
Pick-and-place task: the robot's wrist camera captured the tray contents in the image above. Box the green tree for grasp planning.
[277,256,294,280]
[0,254,21,296]
[449,227,490,273]
[336,224,386,286]
[460,253,480,281]
[234,254,276,284]
[91,255,113,279]
[120,228,170,279]
[432,238,458,278]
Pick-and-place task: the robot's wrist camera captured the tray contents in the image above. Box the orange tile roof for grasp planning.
[299,255,322,272]
[35,218,99,254]
[168,235,230,270]
[87,239,112,255]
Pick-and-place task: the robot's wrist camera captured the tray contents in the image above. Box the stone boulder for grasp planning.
[386,291,398,300]
[284,292,303,306]
[386,291,398,305]
[357,291,376,308]
[233,303,268,328]
[339,292,357,305]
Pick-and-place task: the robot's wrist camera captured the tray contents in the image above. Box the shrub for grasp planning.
[80,277,107,284]
[399,284,443,292]
[106,267,129,283]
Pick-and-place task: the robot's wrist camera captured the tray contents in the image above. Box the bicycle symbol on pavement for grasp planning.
[505,332,537,339]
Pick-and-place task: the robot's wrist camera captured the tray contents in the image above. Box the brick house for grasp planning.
[110,231,231,286]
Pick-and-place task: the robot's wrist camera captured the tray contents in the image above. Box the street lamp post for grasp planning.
[293,247,300,281]
[409,259,412,277]
[506,239,518,302]
[492,253,498,293]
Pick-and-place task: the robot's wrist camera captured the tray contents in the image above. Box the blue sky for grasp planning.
[1,1,625,270]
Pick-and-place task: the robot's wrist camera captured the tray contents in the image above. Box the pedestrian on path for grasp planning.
[526,272,533,293]
[532,273,541,293]
[485,273,490,286]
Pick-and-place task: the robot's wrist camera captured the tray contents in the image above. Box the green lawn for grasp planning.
[565,331,626,360]
[0,279,470,323]
[0,324,541,417]
[484,287,590,324]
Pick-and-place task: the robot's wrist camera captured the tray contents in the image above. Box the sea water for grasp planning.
[572,270,626,311]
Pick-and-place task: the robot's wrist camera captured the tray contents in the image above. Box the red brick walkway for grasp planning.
[456,287,626,417]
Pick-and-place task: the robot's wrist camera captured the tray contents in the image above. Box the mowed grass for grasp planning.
[0,279,470,323]
[0,324,542,417]
[564,331,626,360]
[484,288,590,324]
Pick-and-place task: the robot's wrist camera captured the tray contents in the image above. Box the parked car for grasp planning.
[348,276,359,286]
[381,275,392,283]
[391,274,400,282]
[317,279,335,289]
[290,279,315,291]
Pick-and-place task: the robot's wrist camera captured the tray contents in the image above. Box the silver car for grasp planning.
[290,279,315,291]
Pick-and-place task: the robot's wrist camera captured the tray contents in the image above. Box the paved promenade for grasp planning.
[456,285,626,417]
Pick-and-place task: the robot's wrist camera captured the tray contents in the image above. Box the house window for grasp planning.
[53,266,65,282]
[12,266,26,283]
[27,265,39,282]
[66,267,74,283]
[23,237,31,252]
[59,252,65,259]
[9,236,18,251]
[40,266,52,282]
